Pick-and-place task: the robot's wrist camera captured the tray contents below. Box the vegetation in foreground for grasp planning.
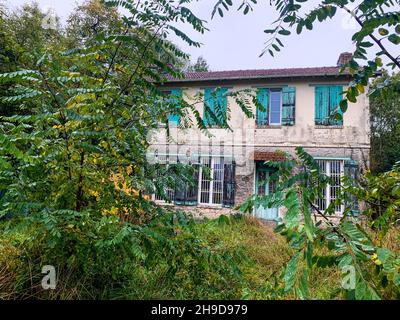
[1,213,399,300]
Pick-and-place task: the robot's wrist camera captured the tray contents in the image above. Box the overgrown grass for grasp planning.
[1,213,398,299]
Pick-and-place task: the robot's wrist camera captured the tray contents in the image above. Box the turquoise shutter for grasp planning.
[216,88,228,124]
[168,88,182,126]
[256,88,269,126]
[329,86,343,125]
[203,88,214,126]
[315,86,329,125]
[282,87,296,125]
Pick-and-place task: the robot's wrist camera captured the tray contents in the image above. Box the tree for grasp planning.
[370,72,400,173]
[0,0,254,220]
[0,1,260,298]
[0,2,64,116]
[187,56,210,72]
[65,0,122,48]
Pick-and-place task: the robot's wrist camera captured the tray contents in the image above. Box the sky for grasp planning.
[7,0,365,71]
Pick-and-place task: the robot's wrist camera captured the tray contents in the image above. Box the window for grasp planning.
[315,159,344,214]
[153,156,236,207]
[198,157,224,205]
[315,85,343,126]
[153,154,176,202]
[256,87,296,126]
[204,88,228,127]
[161,89,182,126]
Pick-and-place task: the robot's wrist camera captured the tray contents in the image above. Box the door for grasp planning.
[254,168,278,220]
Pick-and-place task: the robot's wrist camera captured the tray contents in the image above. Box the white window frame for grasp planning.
[198,157,224,206]
[315,159,345,214]
[269,89,283,126]
[153,156,226,207]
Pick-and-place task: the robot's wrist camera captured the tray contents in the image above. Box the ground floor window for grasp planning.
[199,157,224,205]
[154,156,235,207]
[315,159,344,214]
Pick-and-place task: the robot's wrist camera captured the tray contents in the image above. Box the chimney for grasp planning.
[337,52,352,66]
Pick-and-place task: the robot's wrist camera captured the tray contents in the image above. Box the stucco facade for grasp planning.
[149,55,370,220]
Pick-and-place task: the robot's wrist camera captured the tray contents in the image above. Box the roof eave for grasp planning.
[162,72,351,84]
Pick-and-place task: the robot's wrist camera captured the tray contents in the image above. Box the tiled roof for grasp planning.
[165,66,349,83]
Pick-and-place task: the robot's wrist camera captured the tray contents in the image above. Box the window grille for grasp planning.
[315,159,344,214]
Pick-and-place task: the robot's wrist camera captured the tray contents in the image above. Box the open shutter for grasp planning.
[222,161,236,207]
[203,88,215,126]
[329,86,343,126]
[216,88,228,125]
[174,163,198,206]
[315,86,329,125]
[282,87,296,125]
[256,88,269,126]
[186,164,199,205]
[168,89,182,126]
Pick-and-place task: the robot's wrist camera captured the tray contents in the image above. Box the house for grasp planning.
[148,52,370,221]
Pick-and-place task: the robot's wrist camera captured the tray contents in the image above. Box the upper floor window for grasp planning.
[162,89,182,126]
[315,85,343,126]
[203,87,228,127]
[256,87,296,126]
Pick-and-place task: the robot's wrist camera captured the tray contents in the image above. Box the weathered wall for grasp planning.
[150,79,369,148]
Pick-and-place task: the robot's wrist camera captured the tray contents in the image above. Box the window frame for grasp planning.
[256,87,295,127]
[153,156,233,208]
[315,158,345,215]
[268,89,283,126]
[198,156,225,206]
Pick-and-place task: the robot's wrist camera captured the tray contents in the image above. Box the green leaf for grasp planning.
[268,49,274,57]
[296,22,304,34]
[339,100,348,113]
[359,41,374,48]
[284,251,301,292]
[388,34,400,45]
[355,278,380,300]
[278,29,291,36]
[272,44,281,52]
[297,269,310,299]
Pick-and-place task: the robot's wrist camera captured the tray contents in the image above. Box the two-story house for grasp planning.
[148,52,370,220]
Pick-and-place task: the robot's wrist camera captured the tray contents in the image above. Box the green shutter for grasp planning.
[282,87,296,125]
[315,86,330,125]
[256,88,269,126]
[329,86,343,126]
[203,88,214,126]
[315,86,344,125]
[217,87,228,124]
[168,89,182,126]
[204,88,227,127]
